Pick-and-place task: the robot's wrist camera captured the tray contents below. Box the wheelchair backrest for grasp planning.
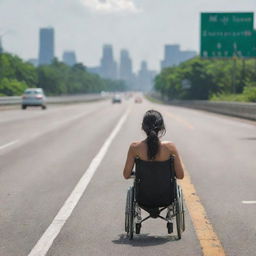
[135,156,176,208]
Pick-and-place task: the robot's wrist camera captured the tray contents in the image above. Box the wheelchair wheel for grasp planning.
[176,185,185,239]
[125,186,135,240]
[180,188,185,232]
[125,188,130,233]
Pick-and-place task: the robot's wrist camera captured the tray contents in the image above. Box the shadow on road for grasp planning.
[112,233,177,247]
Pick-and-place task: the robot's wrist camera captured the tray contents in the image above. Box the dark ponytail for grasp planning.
[142,110,166,160]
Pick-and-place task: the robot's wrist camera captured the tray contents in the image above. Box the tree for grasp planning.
[0,78,27,96]
[0,53,126,96]
[154,57,256,102]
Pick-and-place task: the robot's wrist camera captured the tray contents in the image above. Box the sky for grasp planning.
[0,0,255,71]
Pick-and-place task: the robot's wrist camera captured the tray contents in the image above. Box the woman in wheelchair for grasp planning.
[123,110,185,239]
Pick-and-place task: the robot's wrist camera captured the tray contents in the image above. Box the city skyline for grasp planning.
[87,45,156,91]
[0,27,199,72]
[6,25,208,91]
[1,25,195,72]
[1,0,255,71]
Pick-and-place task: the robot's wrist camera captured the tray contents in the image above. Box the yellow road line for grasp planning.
[165,111,194,130]
[179,169,226,256]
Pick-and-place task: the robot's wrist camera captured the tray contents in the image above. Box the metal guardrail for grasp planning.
[0,96,21,105]
[0,94,109,106]
[169,100,256,121]
[149,93,256,121]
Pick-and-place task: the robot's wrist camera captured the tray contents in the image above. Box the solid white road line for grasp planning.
[0,140,19,150]
[242,201,256,204]
[27,106,132,256]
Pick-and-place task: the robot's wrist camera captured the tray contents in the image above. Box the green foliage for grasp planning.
[0,53,126,96]
[242,86,256,102]
[0,78,27,96]
[155,57,256,102]
[37,59,69,95]
[210,92,246,102]
[211,85,256,102]
[0,53,38,87]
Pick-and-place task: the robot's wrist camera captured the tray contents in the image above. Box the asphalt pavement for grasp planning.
[0,97,256,256]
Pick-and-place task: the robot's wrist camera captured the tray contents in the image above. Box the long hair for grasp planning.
[142,110,166,160]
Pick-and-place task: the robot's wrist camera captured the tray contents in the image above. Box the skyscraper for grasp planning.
[119,49,132,80]
[63,51,77,66]
[119,49,134,88]
[28,59,38,67]
[161,44,180,69]
[38,27,55,65]
[137,61,156,92]
[100,44,117,80]
[160,44,197,69]
[180,50,197,63]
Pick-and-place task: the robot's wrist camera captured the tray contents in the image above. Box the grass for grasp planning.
[144,94,165,104]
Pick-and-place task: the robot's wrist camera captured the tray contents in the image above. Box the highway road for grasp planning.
[0,97,256,256]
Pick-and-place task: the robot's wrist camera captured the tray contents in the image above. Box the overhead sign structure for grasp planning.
[200,12,256,58]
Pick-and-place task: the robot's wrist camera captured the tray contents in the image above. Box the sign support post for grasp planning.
[232,56,237,94]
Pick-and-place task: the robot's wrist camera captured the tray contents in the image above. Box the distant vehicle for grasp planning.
[134,96,142,103]
[112,94,122,104]
[22,88,47,110]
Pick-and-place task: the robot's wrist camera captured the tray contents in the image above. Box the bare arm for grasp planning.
[123,143,136,179]
[167,142,184,179]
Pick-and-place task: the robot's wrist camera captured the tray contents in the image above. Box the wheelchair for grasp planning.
[125,156,185,240]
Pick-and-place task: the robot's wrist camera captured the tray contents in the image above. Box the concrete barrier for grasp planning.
[149,94,256,121]
[0,93,109,106]
[0,96,21,105]
[169,100,256,121]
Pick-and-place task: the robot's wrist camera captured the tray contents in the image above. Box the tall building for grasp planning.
[28,59,38,67]
[87,66,101,75]
[119,49,133,88]
[38,27,55,65]
[119,49,132,79]
[137,61,156,92]
[180,50,197,63]
[161,44,197,69]
[63,51,77,66]
[100,44,117,80]
[161,44,180,68]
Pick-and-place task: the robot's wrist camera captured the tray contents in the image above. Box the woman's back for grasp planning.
[123,109,184,180]
[132,140,174,162]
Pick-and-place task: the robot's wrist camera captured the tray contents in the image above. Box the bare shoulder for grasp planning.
[130,141,142,148]
[129,141,142,154]
[161,141,178,154]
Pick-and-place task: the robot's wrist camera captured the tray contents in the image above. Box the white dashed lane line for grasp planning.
[0,140,19,151]
[27,105,132,256]
[242,201,256,204]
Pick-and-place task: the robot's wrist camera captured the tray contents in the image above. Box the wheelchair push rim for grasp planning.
[125,188,130,233]
[176,185,185,239]
[125,186,135,240]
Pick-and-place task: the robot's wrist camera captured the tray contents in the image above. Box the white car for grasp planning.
[112,94,122,103]
[22,88,47,110]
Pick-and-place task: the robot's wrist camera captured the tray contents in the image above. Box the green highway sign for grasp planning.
[200,12,256,58]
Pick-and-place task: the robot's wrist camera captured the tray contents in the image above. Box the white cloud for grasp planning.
[80,0,140,13]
